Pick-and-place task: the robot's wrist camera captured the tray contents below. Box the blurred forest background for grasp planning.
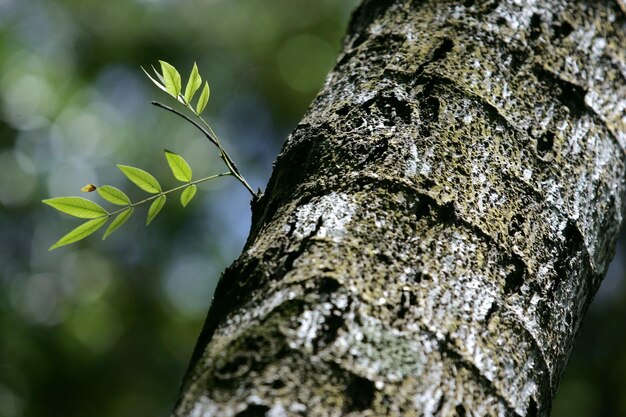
[0,0,624,416]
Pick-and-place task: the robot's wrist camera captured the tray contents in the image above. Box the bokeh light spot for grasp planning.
[0,150,37,207]
[60,249,114,303]
[0,384,23,417]
[162,255,218,318]
[276,34,335,93]
[1,71,54,130]
[9,273,67,326]
[67,301,123,353]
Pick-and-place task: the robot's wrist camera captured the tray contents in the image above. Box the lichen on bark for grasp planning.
[172,0,626,416]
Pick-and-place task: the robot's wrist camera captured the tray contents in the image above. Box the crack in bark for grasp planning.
[416,72,531,138]
[282,216,324,273]
[533,65,588,117]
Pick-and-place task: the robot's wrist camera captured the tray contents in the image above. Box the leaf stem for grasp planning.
[151,101,256,197]
[152,101,218,146]
[107,172,232,217]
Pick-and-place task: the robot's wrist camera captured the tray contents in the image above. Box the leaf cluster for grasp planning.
[44,60,253,250]
[44,150,205,250]
[143,61,210,114]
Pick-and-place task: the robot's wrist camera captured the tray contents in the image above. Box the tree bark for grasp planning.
[172,0,626,416]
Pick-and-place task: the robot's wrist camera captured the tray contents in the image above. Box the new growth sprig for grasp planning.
[43,61,256,250]
[143,61,255,196]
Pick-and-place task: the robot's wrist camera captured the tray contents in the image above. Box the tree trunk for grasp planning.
[172,0,626,415]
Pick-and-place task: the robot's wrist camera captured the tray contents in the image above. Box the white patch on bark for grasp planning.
[285,297,347,352]
[369,22,384,36]
[290,309,323,350]
[289,192,357,242]
[289,403,307,413]
[412,371,445,417]
[406,142,433,177]
[568,118,590,155]
[188,396,219,417]
[267,404,288,417]
[538,103,555,133]
[523,168,532,181]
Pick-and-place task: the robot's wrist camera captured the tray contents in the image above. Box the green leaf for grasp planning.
[97,185,131,206]
[103,207,133,240]
[180,185,197,207]
[184,63,202,104]
[196,81,210,114]
[117,165,162,194]
[49,217,108,250]
[141,66,168,93]
[159,60,182,97]
[43,197,108,219]
[164,150,193,182]
[147,195,166,225]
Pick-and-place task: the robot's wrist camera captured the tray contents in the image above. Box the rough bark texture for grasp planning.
[173,0,626,416]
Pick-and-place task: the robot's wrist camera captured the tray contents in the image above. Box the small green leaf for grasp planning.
[164,150,193,182]
[97,185,131,206]
[196,81,210,114]
[147,195,166,225]
[49,217,108,250]
[180,185,197,207]
[103,207,133,239]
[117,165,162,194]
[159,60,182,97]
[184,63,202,104]
[43,197,108,219]
[141,66,168,93]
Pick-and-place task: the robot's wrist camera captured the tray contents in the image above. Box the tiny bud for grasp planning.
[81,184,97,192]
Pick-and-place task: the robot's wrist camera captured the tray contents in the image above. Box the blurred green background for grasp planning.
[0,1,623,416]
